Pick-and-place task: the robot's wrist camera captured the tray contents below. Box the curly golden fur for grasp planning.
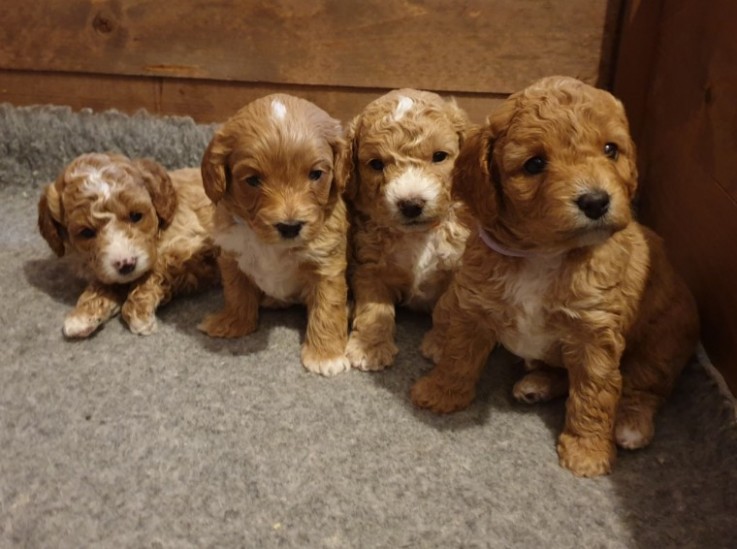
[37,152,219,338]
[341,89,472,371]
[410,76,700,477]
[198,94,351,377]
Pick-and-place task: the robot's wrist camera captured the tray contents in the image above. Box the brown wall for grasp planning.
[0,0,618,124]
[615,0,737,392]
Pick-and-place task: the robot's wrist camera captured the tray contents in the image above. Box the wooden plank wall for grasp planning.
[615,0,737,392]
[0,0,619,124]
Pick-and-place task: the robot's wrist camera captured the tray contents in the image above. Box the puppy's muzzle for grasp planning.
[275,221,304,239]
[398,198,426,220]
[576,190,610,220]
[113,257,138,276]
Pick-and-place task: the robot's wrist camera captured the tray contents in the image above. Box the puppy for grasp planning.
[343,89,472,371]
[198,94,350,377]
[410,76,699,477]
[38,152,219,337]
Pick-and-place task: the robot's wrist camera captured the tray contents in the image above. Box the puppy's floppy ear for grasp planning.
[443,98,472,145]
[454,98,519,221]
[38,178,66,257]
[485,93,519,141]
[627,136,639,195]
[134,158,178,229]
[337,115,359,202]
[200,130,232,204]
[330,135,351,195]
[452,126,497,221]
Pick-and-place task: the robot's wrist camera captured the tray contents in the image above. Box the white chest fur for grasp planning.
[215,221,303,303]
[497,256,562,360]
[391,223,465,308]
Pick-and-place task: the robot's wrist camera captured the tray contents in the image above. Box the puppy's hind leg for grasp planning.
[616,283,699,450]
[198,254,260,338]
[615,343,694,450]
[420,287,454,364]
[411,286,496,413]
[513,361,569,404]
[614,383,661,451]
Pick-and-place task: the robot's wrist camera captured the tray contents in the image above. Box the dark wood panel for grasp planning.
[612,0,665,147]
[0,0,616,94]
[639,166,737,393]
[0,70,505,125]
[637,0,737,392]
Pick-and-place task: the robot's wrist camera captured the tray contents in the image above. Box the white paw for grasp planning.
[615,424,649,450]
[63,315,100,339]
[126,314,158,336]
[301,352,350,377]
[346,333,398,371]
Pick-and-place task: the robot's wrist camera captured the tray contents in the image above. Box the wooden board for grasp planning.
[0,0,616,94]
[635,0,737,391]
[612,0,665,147]
[0,70,505,125]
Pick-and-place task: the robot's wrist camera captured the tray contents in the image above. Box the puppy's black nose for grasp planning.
[114,257,137,275]
[576,190,610,220]
[398,199,425,219]
[275,222,304,239]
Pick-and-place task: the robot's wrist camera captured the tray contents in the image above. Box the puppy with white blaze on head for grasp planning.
[198,94,351,377]
[38,152,219,338]
[341,89,473,371]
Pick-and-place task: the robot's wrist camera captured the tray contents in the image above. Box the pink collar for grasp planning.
[478,226,534,258]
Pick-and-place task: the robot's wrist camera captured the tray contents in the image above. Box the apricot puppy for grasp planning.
[410,76,699,477]
[38,152,219,337]
[343,89,472,371]
[199,94,350,376]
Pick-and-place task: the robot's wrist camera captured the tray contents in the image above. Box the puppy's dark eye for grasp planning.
[308,170,323,181]
[129,212,143,223]
[245,176,261,187]
[523,156,547,175]
[432,151,449,163]
[79,228,96,239]
[604,142,619,160]
[368,159,385,171]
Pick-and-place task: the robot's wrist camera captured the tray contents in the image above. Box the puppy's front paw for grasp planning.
[126,313,158,336]
[198,311,257,339]
[420,329,443,363]
[301,345,350,377]
[557,432,616,477]
[122,301,158,335]
[63,314,102,339]
[346,332,398,371]
[410,373,475,413]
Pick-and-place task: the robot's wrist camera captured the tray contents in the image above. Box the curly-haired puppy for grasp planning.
[342,89,472,371]
[38,152,219,337]
[198,94,350,377]
[410,76,700,477]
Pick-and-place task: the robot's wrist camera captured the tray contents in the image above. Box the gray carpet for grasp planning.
[1,103,736,549]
